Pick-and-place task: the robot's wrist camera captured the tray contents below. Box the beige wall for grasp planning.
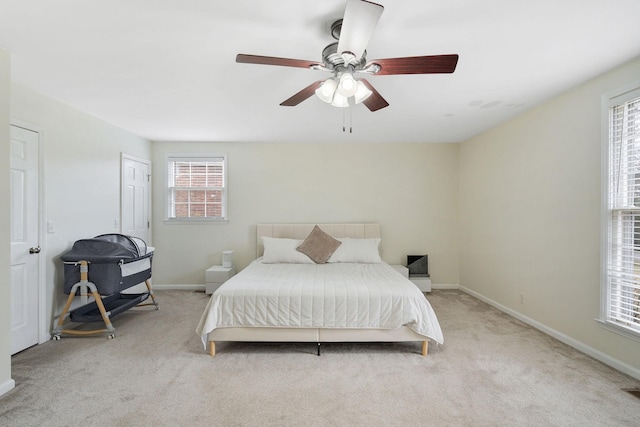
[152,142,460,286]
[10,84,151,337]
[0,48,12,395]
[459,56,640,373]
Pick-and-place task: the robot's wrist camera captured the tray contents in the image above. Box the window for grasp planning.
[166,154,227,222]
[602,86,640,338]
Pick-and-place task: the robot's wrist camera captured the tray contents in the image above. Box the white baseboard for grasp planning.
[458,285,640,381]
[0,378,15,397]
[152,284,205,292]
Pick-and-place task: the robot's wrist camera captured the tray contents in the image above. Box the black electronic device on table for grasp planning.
[407,255,429,277]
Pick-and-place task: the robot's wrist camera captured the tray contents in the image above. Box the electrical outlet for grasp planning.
[519,293,525,304]
[114,219,120,228]
[47,221,55,234]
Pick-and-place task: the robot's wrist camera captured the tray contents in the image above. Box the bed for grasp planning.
[196,224,443,356]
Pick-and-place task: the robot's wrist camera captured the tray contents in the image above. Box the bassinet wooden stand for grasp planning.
[52,260,158,340]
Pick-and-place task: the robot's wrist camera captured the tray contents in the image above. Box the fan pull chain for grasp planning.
[342,106,353,133]
[349,106,353,133]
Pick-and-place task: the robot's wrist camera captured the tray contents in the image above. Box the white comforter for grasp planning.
[196,259,444,346]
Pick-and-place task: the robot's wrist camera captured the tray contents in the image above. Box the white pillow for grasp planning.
[327,238,382,263]
[261,237,314,264]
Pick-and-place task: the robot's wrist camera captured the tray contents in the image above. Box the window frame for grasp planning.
[164,153,228,223]
[600,82,640,342]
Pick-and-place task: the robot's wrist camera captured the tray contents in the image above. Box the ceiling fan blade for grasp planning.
[367,54,459,75]
[280,81,324,106]
[359,78,388,112]
[337,0,384,61]
[236,54,322,69]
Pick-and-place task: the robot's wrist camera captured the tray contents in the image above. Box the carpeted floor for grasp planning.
[2,289,640,426]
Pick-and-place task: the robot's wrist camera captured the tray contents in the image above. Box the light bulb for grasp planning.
[331,92,349,108]
[315,78,337,103]
[353,80,373,104]
[342,76,355,90]
[336,73,358,97]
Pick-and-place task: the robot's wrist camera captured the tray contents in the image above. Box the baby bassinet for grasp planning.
[52,234,158,339]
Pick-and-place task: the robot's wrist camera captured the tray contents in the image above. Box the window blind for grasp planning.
[606,93,640,333]
[167,156,226,220]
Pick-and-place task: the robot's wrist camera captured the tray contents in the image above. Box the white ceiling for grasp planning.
[1,0,640,143]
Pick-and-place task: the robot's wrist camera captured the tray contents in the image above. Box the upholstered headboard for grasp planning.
[256,223,381,258]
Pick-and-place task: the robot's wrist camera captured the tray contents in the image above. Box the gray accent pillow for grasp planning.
[296,225,342,264]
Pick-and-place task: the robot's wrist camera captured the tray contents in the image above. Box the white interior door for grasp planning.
[10,125,40,355]
[122,155,151,243]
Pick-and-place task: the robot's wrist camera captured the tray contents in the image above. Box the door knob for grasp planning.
[29,246,41,254]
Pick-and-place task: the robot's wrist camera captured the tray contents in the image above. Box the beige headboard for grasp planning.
[256,223,381,258]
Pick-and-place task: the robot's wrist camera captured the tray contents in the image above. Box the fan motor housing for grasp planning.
[322,42,367,72]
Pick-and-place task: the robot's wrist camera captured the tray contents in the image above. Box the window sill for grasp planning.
[164,218,228,225]
[595,318,640,343]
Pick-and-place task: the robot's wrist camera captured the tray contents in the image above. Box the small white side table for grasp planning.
[205,265,236,294]
[391,264,431,292]
[409,276,432,293]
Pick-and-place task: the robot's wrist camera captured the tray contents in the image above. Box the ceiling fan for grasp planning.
[236,0,459,112]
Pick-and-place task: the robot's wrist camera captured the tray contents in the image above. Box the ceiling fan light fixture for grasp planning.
[353,80,372,104]
[315,78,338,103]
[331,92,350,108]
[336,72,358,97]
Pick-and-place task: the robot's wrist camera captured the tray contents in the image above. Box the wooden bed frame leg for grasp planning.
[209,341,216,357]
[422,341,428,356]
